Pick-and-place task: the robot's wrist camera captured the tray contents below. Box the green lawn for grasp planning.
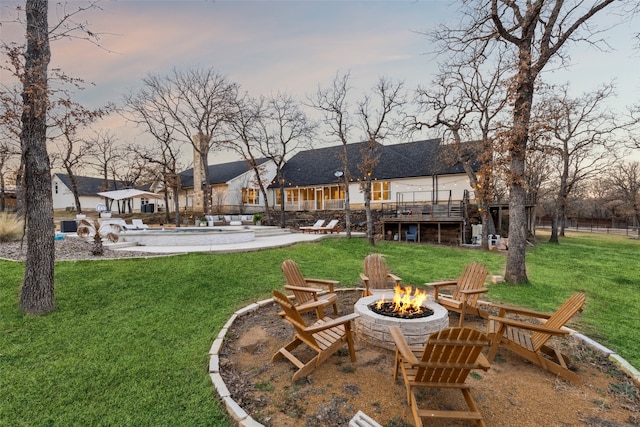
[1,232,638,426]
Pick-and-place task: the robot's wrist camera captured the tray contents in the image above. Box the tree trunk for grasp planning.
[343,174,351,238]
[67,171,82,213]
[549,210,559,243]
[504,49,533,284]
[20,0,55,314]
[279,181,286,228]
[363,179,375,246]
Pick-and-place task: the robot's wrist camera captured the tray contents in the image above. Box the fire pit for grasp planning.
[354,287,449,350]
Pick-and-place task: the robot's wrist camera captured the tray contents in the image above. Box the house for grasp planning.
[178,157,276,213]
[52,174,158,213]
[269,139,478,212]
[268,139,480,244]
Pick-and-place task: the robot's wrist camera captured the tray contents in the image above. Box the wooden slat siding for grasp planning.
[530,293,585,351]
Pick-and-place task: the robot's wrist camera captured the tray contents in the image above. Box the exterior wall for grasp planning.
[226,163,277,212]
[52,175,77,210]
[268,173,475,211]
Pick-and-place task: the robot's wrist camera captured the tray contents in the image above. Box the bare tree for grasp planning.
[261,92,316,228]
[85,130,123,207]
[121,88,185,225]
[410,46,511,248]
[136,69,238,213]
[310,72,355,237]
[433,0,619,283]
[0,85,23,211]
[224,93,273,222]
[533,83,623,242]
[605,161,640,236]
[357,77,406,246]
[48,100,107,213]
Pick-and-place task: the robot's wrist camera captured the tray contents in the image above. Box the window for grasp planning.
[371,181,390,201]
[54,183,58,194]
[242,187,259,205]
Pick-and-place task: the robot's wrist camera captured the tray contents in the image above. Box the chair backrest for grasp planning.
[531,293,585,351]
[324,219,339,229]
[281,259,315,305]
[450,263,489,308]
[363,254,391,290]
[132,219,144,227]
[272,290,317,347]
[311,220,325,228]
[408,225,418,234]
[416,327,488,384]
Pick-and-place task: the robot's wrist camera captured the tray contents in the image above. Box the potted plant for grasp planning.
[200,216,207,226]
[253,212,263,226]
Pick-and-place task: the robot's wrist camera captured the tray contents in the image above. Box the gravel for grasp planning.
[0,236,169,261]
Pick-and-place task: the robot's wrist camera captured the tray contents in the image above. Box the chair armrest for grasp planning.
[305,313,360,333]
[424,280,458,288]
[387,273,402,284]
[304,278,339,292]
[492,304,552,319]
[284,285,322,294]
[389,326,419,366]
[458,288,489,295]
[488,316,570,336]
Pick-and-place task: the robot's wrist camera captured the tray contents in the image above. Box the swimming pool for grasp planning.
[120,227,255,246]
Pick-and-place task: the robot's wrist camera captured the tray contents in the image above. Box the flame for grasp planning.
[375,285,428,315]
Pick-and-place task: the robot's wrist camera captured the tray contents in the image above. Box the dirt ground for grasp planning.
[219,291,639,427]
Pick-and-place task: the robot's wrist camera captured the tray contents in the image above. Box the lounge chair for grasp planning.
[299,219,325,233]
[131,219,149,230]
[425,262,489,326]
[317,219,340,234]
[104,218,134,231]
[271,289,358,381]
[390,326,491,427]
[360,253,402,297]
[281,259,339,319]
[486,293,586,383]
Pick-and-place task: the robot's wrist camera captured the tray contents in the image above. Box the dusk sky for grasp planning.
[2,1,639,167]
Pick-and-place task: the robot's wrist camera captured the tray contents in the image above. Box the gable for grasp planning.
[180,158,270,188]
[54,174,127,196]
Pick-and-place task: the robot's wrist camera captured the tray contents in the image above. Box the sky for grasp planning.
[2,0,639,168]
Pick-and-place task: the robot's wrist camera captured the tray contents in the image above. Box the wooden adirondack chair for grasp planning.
[271,290,359,381]
[425,263,489,326]
[281,259,339,319]
[390,326,491,427]
[486,293,586,383]
[360,254,402,297]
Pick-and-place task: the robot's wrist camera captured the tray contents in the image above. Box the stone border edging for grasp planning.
[210,291,640,427]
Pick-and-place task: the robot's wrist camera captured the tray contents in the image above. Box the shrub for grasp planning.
[0,213,24,242]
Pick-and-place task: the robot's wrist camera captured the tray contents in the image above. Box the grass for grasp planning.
[1,231,638,425]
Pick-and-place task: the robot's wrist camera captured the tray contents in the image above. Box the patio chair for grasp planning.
[317,219,340,234]
[131,219,149,230]
[390,326,491,427]
[405,224,418,242]
[360,254,402,297]
[486,293,586,383]
[104,218,134,231]
[281,259,339,319]
[425,262,489,326]
[271,290,359,381]
[299,219,325,233]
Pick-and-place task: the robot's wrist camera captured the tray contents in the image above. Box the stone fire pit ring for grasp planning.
[354,293,449,351]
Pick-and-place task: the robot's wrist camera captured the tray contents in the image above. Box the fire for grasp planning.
[375,285,428,315]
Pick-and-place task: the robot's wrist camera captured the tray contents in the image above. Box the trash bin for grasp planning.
[146,203,155,213]
[60,220,77,233]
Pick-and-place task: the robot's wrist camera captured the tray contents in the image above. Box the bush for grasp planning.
[0,213,24,242]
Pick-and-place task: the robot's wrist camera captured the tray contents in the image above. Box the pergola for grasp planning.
[97,189,162,214]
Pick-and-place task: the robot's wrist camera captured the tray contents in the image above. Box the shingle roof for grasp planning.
[54,174,130,196]
[275,139,478,187]
[179,158,270,188]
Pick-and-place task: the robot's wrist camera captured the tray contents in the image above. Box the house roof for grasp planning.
[54,173,134,196]
[179,158,270,188]
[275,139,478,187]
